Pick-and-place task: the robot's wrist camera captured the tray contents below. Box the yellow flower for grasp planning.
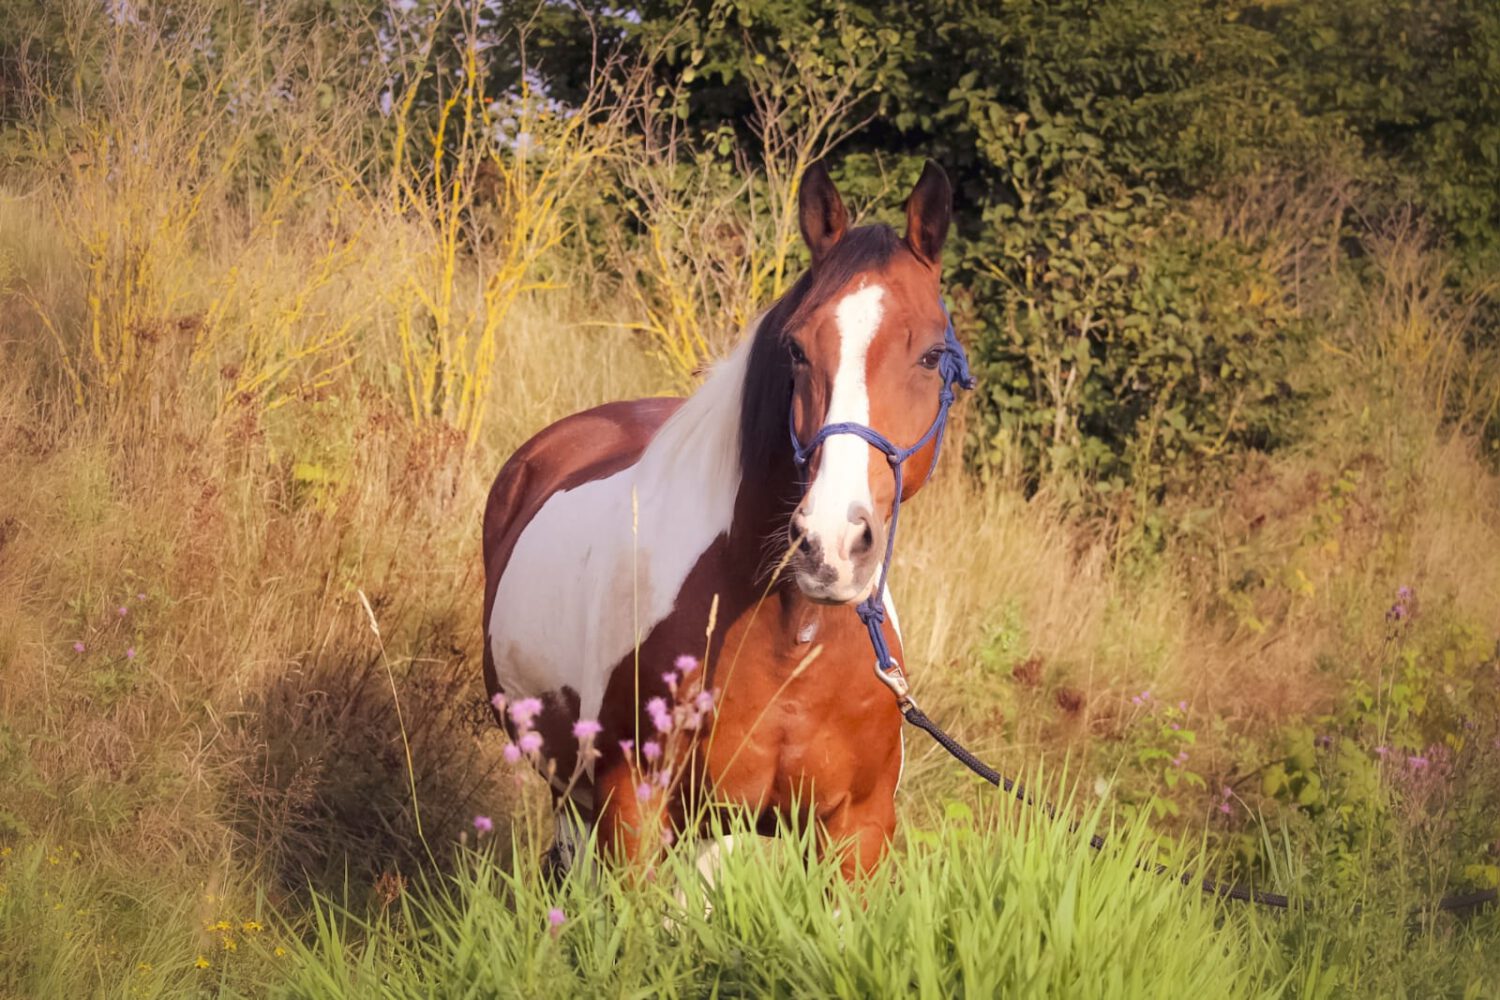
[136,962,153,974]
[194,955,211,970]
[1,846,12,858]
[241,920,263,933]
[208,919,231,932]
[274,946,287,958]
[221,935,237,952]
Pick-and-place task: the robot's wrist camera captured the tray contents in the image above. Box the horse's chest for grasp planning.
[702,657,898,815]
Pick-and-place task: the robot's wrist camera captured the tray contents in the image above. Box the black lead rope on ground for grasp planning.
[899,703,1498,916]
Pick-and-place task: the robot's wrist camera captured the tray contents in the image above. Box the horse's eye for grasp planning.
[788,340,809,366]
[919,346,945,370]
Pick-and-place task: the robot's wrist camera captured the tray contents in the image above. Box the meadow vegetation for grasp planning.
[1,1,1497,996]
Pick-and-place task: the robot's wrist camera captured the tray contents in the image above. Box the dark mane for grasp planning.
[737,225,908,482]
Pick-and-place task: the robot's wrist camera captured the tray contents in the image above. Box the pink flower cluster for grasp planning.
[485,655,716,815]
[630,654,715,804]
[490,690,612,769]
[491,692,547,765]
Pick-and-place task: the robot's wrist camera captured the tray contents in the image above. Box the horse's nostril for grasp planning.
[797,533,814,555]
[849,504,876,557]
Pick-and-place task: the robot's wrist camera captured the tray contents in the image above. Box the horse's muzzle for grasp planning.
[787,506,883,604]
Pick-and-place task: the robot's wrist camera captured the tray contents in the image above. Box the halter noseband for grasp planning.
[787,297,975,704]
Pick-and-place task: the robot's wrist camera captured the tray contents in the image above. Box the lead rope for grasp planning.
[792,296,1496,917]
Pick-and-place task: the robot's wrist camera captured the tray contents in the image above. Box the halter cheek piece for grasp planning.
[787,298,976,706]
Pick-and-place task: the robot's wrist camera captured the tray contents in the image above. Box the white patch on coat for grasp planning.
[884,582,906,795]
[488,331,752,758]
[800,283,885,594]
[798,281,888,593]
[667,835,740,927]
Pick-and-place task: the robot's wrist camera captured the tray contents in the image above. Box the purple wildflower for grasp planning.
[662,671,678,690]
[674,655,699,675]
[693,690,714,713]
[117,606,127,617]
[1386,585,1416,624]
[509,697,543,728]
[547,907,565,929]
[136,592,146,600]
[646,697,672,732]
[473,815,493,834]
[125,647,136,660]
[490,692,507,714]
[636,782,653,802]
[518,731,543,754]
[572,719,603,741]
[1407,755,1429,771]
[73,641,85,653]
[642,740,661,762]
[502,744,522,764]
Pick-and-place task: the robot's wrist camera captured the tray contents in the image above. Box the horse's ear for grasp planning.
[903,160,951,266]
[798,161,848,268]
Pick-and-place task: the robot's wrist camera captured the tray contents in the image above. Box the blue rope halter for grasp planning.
[787,297,975,705]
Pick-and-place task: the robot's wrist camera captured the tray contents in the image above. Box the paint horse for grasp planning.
[483,162,966,879]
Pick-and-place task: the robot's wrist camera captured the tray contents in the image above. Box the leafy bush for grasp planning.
[955,107,1307,504]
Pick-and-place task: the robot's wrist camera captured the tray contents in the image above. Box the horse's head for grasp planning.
[782,161,960,605]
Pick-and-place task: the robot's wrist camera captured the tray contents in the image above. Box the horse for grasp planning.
[481,161,968,879]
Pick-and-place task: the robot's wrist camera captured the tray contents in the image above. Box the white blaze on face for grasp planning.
[800,282,885,594]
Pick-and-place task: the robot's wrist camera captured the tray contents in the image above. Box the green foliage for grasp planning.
[958,106,1307,500]
[1264,0,1500,269]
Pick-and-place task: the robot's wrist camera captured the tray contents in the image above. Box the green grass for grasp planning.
[3,790,1494,998]
[269,790,1496,999]
[281,799,1264,998]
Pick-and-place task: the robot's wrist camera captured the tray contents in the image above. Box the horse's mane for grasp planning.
[737,224,907,482]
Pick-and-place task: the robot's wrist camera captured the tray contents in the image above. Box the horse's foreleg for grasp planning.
[820,783,898,880]
[593,760,668,869]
